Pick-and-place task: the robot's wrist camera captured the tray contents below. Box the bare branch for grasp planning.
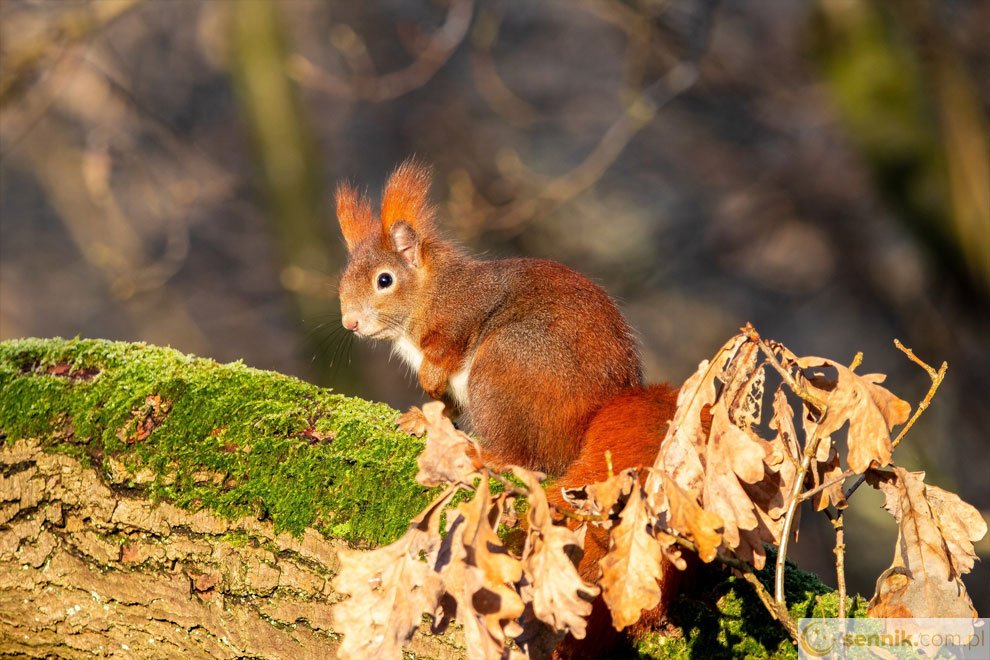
[289,0,473,103]
[0,0,141,107]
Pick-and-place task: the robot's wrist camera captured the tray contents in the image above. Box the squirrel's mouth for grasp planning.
[361,326,397,340]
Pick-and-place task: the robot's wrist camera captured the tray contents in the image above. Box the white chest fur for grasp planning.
[448,364,471,408]
[392,336,471,408]
[392,336,424,373]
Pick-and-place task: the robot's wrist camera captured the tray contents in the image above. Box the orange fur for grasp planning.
[335,183,376,250]
[380,159,436,239]
[548,384,700,658]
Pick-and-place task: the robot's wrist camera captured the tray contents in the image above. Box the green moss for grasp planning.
[634,549,865,659]
[0,337,433,546]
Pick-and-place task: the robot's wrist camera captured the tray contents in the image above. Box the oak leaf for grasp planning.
[699,402,765,552]
[767,386,801,509]
[646,334,749,499]
[414,401,481,487]
[660,474,723,563]
[795,358,910,474]
[598,481,665,630]
[331,488,455,659]
[436,474,525,659]
[809,445,846,512]
[866,468,985,619]
[513,468,599,640]
[561,467,636,528]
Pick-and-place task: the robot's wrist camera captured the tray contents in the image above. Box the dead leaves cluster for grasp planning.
[333,402,597,659]
[330,328,986,658]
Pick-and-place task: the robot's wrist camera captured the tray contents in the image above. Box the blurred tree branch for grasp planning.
[229,0,359,390]
[287,0,473,103]
[452,0,715,239]
[0,0,140,108]
[14,113,210,353]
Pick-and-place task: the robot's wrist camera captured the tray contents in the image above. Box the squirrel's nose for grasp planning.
[342,313,360,332]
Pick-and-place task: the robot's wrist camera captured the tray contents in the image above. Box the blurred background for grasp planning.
[1,0,987,614]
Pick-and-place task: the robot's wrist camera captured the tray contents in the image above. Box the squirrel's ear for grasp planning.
[380,159,435,240]
[390,221,421,267]
[335,183,376,252]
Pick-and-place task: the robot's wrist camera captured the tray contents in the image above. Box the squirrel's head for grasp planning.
[336,160,436,340]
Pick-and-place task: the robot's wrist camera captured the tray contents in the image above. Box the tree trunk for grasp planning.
[0,337,848,658]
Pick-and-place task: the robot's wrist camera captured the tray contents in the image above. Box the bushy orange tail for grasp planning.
[549,384,688,659]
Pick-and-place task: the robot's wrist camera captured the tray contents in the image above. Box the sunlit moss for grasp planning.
[0,337,432,546]
[634,549,864,659]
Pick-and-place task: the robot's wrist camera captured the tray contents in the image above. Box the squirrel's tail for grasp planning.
[553,383,679,493]
[547,383,690,658]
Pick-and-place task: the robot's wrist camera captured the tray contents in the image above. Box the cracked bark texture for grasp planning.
[0,438,465,659]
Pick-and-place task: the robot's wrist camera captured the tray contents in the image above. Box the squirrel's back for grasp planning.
[461,257,642,472]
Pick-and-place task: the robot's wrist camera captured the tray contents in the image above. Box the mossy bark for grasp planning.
[0,338,855,658]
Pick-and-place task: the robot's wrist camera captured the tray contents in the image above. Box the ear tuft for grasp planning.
[336,183,376,252]
[380,159,436,240]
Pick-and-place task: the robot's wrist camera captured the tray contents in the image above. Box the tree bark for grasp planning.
[0,437,464,658]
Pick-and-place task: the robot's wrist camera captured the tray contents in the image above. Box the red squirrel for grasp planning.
[336,160,647,475]
[336,161,683,653]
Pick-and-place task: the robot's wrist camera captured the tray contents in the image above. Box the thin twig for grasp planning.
[672,536,798,642]
[744,326,827,414]
[827,509,848,619]
[799,467,853,503]
[889,340,947,451]
[774,446,819,606]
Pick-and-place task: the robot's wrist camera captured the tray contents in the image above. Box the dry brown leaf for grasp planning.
[331,488,455,659]
[561,468,636,527]
[795,357,911,474]
[437,474,525,659]
[730,504,779,571]
[513,468,598,640]
[697,402,765,553]
[661,474,723,563]
[809,445,846,512]
[711,402,767,485]
[598,482,665,630]
[646,333,749,499]
[414,401,481,487]
[925,484,988,576]
[397,405,428,437]
[768,387,800,472]
[741,467,793,548]
[647,334,789,567]
[866,468,984,618]
[721,340,764,430]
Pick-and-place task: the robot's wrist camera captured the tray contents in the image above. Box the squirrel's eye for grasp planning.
[377,272,394,289]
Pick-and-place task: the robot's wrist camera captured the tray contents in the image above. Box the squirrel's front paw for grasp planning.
[397,406,428,437]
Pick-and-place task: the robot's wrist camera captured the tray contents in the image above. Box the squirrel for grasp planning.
[336,160,645,475]
[336,160,687,655]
